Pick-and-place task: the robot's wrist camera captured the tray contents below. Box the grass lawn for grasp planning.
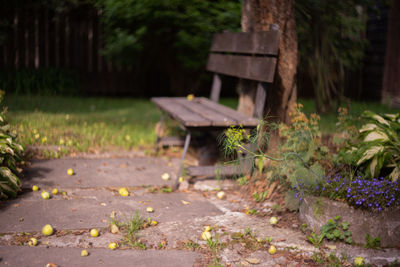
[3,94,399,156]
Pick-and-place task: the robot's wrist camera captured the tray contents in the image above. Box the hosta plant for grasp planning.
[0,91,24,199]
[337,110,400,181]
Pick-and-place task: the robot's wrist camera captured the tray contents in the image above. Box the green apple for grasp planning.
[354,257,364,266]
[269,216,278,225]
[42,224,54,236]
[28,238,38,246]
[41,191,50,200]
[90,228,99,237]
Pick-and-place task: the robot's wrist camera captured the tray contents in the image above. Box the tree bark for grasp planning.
[382,0,400,108]
[237,0,298,123]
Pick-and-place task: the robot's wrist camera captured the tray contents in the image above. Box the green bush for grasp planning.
[0,91,24,198]
[0,68,81,96]
[337,109,400,181]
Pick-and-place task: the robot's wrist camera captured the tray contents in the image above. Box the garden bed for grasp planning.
[299,196,400,248]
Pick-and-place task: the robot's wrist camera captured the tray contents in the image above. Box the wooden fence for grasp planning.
[0,5,136,95]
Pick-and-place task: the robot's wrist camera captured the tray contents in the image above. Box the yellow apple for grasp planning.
[354,257,365,266]
[52,188,58,195]
[28,238,38,246]
[269,216,278,225]
[161,173,170,180]
[108,242,118,250]
[41,191,50,200]
[268,245,277,255]
[146,207,154,213]
[42,224,54,236]
[216,191,225,199]
[201,231,212,240]
[67,168,74,176]
[90,228,99,237]
[32,185,39,191]
[119,187,129,196]
[81,249,89,257]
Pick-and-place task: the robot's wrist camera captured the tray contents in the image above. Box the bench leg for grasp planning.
[173,132,191,190]
[154,113,165,153]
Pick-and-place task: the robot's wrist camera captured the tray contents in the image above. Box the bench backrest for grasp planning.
[206,25,280,118]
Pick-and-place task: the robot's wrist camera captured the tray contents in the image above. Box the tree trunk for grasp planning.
[237,0,298,123]
[382,0,400,108]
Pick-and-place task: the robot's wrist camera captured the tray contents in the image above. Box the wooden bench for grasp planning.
[152,25,280,188]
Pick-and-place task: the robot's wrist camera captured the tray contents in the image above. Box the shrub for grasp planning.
[0,91,24,198]
[337,109,400,181]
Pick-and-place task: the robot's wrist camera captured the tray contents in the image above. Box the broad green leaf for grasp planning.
[364,131,389,142]
[359,124,378,133]
[356,146,384,165]
[384,114,397,121]
[369,156,378,177]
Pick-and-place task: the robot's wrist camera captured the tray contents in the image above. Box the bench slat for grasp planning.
[206,54,277,83]
[175,98,237,127]
[196,97,259,126]
[152,97,211,127]
[210,31,279,55]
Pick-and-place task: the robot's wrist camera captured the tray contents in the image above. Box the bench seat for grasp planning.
[152,97,258,129]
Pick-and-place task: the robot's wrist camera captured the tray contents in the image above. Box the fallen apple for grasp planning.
[269,216,278,225]
[187,94,194,101]
[81,249,89,257]
[28,237,38,246]
[151,220,158,226]
[90,228,99,237]
[52,188,58,195]
[201,231,212,240]
[216,191,225,199]
[354,257,365,266]
[178,177,184,183]
[268,245,277,255]
[108,242,118,250]
[42,224,54,236]
[146,207,154,213]
[32,185,39,191]
[67,168,74,176]
[41,191,50,200]
[161,173,170,180]
[119,187,129,196]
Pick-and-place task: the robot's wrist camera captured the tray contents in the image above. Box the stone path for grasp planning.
[0,154,399,266]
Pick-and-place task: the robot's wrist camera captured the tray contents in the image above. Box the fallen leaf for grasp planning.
[110,224,119,234]
[246,258,260,264]
[110,211,116,218]
[181,200,190,205]
[102,219,108,223]
[100,203,106,206]
[326,244,337,250]
[119,164,127,168]
[13,204,19,207]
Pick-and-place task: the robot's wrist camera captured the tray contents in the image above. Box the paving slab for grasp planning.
[22,157,178,189]
[0,246,201,267]
[0,190,222,233]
